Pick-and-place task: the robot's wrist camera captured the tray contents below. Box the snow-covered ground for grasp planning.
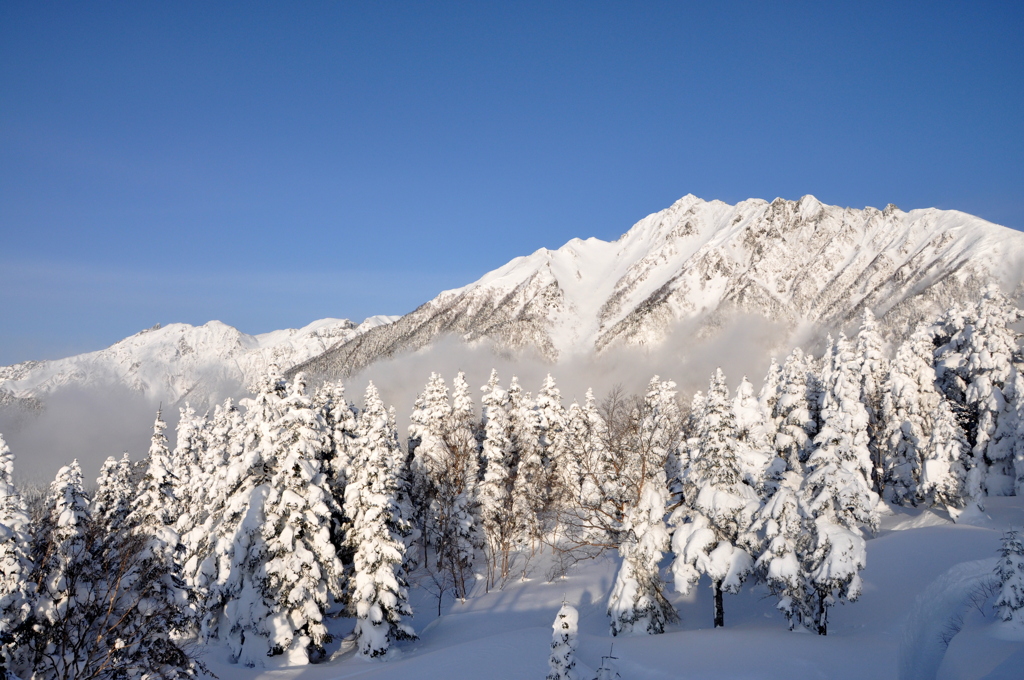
[199,498,1024,680]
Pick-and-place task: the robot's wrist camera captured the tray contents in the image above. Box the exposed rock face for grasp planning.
[294,195,1024,381]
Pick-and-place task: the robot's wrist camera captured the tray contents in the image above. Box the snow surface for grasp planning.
[194,497,1024,680]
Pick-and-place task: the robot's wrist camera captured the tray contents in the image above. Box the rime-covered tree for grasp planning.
[0,435,31,677]
[510,377,545,551]
[546,602,580,680]
[478,371,517,587]
[934,286,1023,499]
[536,374,568,510]
[17,460,198,679]
[345,383,416,658]
[133,409,178,528]
[920,394,968,514]
[608,470,675,636]
[672,368,759,628]
[92,452,135,529]
[773,348,817,473]
[880,327,942,505]
[259,373,345,662]
[855,309,888,493]
[996,529,1024,626]
[799,335,877,635]
[733,376,774,495]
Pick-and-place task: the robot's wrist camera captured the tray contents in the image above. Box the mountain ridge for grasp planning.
[291,194,1024,382]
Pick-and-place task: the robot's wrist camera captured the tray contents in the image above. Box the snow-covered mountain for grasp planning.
[0,316,397,411]
[293,194,1024,381]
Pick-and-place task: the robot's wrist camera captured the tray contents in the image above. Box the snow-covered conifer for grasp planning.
[536,374,568,509]
[546,602,580,680]
[608,470,675,635]
[920,396,968,514]
[733,376,774,494]
[510,378,545,551]
[996,529,1024,625]
[132,409,178,528]
[772,348,817,473]
[92,452,134,529]
[479,371,517,587]
[260,373,344,662]
[880,327,943,505]
[0,435,31,674]
[345,382,416,658]
[855,309,889,493]
[935,286,1023,498]
[673,368,759,628]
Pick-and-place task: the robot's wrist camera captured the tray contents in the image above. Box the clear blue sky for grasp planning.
[2,1,1022,365]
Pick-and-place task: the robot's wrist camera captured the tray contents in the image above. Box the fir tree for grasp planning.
[608,470,676,635]
[996,529,1024,626]
[0,435,30,677]
[772,348,817,473]
[91,452,134,531]
[673,368,759,628]
[345,383,416,658]
[855,309,888,494]
[260,373,345,662]
[546,602,580,680]
[478,371,517,587]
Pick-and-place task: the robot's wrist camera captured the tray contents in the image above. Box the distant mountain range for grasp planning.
[293,194,1024,381]
[4,194,1024,412]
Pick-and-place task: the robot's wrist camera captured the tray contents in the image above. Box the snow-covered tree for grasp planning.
[345,382,416,658]
[798,335,877,635]
[259,373,345,662]
[536,374,568,510]
[733,376,774,495]
[510,377,545,552]
[132,409,178,528]
[608,470,675,635]
[751,473,815,631]
[920,397,968,514]
[934,286,1023,499]
[772,348,818,473]
[478,371,517,588]
[880,327,943,505]
[673,368,759,628]
[855,309,888,494]
[996,529,1024,625]
[546,602,580,680]
[92,452,135,529]
[0,435,31,676]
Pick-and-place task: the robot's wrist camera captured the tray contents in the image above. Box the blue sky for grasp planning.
[2,1,1022,365]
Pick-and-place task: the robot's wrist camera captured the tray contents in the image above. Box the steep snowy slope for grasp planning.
[294,195,1024,380]
[0,315,396,410]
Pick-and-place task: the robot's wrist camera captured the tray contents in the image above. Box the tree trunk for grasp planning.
[713,579,724,628]
[816,590,828,636]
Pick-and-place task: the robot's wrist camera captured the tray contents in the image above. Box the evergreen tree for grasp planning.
[751,471,817,631]
[733,376,774,495]
[345,383,416,658]
[920,397,968,514]
[855,309,889,494]
[510,378,545,552]
[0,435,30,677]
[673,368,759,628]
[91,452,135,530]
[546,602,580,680]
[478,371,517,587]
[772,348,817,473]
[259,373,345,662]
[608,470,675,636]
[132,409,178,528]
[536,374,568,512]
[996,529,1024,625]
[880,327,943,505]
[798,335,877,634]
[934,286,1023,499]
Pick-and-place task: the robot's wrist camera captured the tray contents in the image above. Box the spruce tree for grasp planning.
[478,371,517,587]
[608,470,675,636]
[772,348,817,473]
[855,309,888,494]
[345,383,416,658]
[546,602,580,680]
[0,435,30,677]
[672,368,759,628]
[996,529,1024,626]
[260,373,345,662]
